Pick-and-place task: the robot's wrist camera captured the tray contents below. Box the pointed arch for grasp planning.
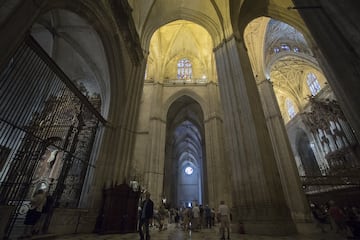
[162,88,209,121]
[164,94,206,207]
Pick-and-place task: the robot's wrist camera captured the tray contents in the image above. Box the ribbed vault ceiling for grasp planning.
[127,0,232,48]
[244,17,327,123]
[147,20,216,82]
[31,9,110,116]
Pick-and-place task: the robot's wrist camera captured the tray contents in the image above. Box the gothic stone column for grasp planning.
[214,37,296,235]
[144,82,166,205]
[257,79,316,234]
[110,61,146,185]
[204,82,232,209]
[90,60,146,209]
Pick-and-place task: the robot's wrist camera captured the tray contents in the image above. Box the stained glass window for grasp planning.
[177,58,192,79]
[306,72,321,96]
[286,98,296,119]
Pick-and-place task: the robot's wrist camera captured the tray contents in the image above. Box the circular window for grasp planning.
[184,166,193,175]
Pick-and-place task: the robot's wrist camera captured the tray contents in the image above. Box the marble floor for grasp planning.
[50,224,348,240]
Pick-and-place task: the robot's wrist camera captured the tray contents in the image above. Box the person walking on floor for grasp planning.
[139,192,154,240]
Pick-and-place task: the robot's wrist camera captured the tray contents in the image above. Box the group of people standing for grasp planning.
[171,201,231,239]
[180,201,231,239]
[137,192,231,240]
[180,204,215,231]
[310,200,360,238]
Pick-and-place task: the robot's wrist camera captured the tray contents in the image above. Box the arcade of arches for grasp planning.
[0,0,360,238]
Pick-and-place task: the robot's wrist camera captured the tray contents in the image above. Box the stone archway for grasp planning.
[164,95,206,208]
[31,8,111,117]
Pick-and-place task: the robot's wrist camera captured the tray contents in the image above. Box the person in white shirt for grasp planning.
[218,200,230,240]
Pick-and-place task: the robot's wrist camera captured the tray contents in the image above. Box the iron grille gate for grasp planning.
[0,35,106,238]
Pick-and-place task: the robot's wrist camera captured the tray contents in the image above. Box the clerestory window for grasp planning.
[306,72,321,96]
[177,58,192,80]
[286,98,297,119]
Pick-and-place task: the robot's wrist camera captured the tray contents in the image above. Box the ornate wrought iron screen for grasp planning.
[0,35,106,237]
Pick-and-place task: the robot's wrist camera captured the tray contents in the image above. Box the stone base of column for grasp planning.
[232,220,319,235]
[233,220,296,235]
[291,212,319,234]
[48,208,96,235]
[232,205,297,235]
[293,221,319,234]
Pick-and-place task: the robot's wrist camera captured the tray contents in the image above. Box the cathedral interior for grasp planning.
[0,0,360,239]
